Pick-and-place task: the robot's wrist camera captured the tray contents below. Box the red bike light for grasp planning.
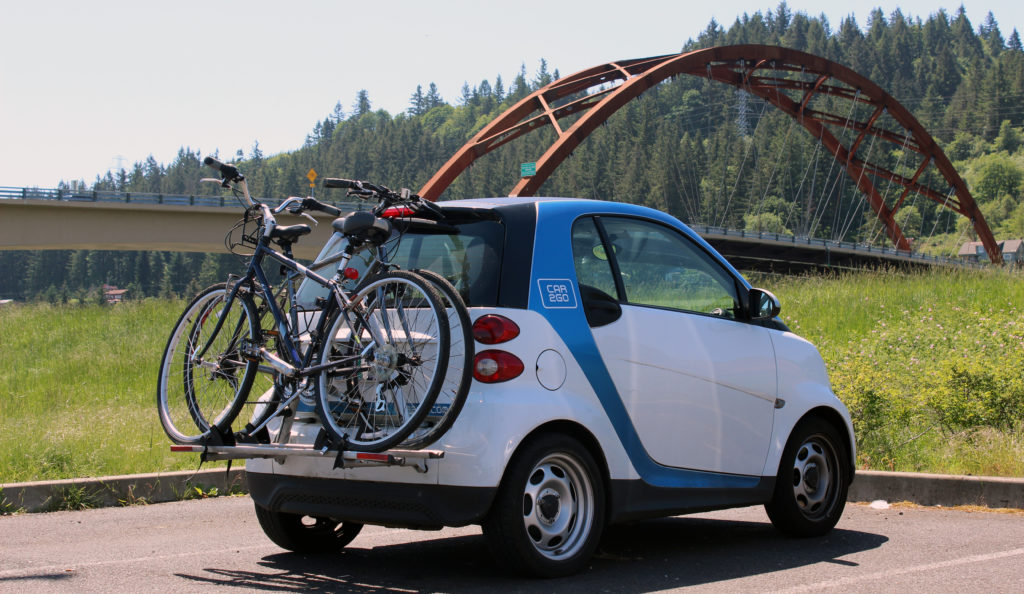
[473,350,525,383]
[343,267,360,280]
[381,206,416,218]
[472,314,520,344]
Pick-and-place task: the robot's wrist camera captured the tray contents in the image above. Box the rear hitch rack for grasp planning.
[170,443,444,473]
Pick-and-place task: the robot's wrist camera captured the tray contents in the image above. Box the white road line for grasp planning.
[0,543,278,579]
[779,547,1024,592]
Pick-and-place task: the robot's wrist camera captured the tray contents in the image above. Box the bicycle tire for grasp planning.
[314,270,450,452]
[157,283,261,444]
[399,269,473,449]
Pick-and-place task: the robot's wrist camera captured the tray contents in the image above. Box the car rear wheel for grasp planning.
[765,417,850,537]
[254,503,363,553]
[482,433,605,577]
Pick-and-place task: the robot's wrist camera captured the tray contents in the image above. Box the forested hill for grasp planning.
[4,3,1024,301]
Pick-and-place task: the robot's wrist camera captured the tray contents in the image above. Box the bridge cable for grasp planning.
[784,130,823,235]
[750,77,799,232]
[716,90,770,228]
[865,129,915,247]
[926,187,958,242]
[835,128,881,242]
[750,112,796,231]
[808,88,859,239]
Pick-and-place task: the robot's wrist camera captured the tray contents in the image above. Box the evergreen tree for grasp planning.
[425,82,444,110]
[408,84,426,116]
[352,90,372,118]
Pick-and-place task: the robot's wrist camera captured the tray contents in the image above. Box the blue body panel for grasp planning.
[528,200,762,489]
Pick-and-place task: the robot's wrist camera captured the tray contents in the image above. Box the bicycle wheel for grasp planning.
[157,283,260,444]
[314,270,450,452]
[400,269,473,449]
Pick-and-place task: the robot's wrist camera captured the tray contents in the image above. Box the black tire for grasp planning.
[157,283,260,444]
[314,270,450,452]
[765,417,850,537]
[254,503,363,553]
[482,433,605,578]
[400,269,473,449]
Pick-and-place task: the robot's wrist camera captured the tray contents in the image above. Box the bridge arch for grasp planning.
[418,44,1001,264]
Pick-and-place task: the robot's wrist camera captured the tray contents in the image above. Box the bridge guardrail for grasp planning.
[687,223,975,268]
[1,186,365,212]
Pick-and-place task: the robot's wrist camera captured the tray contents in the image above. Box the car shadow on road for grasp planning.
[175,515,887,592]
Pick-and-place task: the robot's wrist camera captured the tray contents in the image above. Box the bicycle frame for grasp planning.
[189,197,380,439]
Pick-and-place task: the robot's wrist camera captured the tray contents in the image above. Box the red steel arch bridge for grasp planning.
[419,44,1001,265]
[0,45,1001,266]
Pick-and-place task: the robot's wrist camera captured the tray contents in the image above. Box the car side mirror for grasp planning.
[748,288,781,320]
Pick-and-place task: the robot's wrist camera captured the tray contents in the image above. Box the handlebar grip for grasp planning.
[301,197,342,217]
[203,156,242,181]
[323,178,360,189]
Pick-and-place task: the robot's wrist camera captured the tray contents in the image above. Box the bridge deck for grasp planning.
[0,188,971,270]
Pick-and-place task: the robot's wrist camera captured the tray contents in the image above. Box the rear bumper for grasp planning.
[247,471,496,529]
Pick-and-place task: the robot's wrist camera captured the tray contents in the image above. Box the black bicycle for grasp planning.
[157,158,453,452]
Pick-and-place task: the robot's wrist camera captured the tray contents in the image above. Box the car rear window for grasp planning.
[386,218,504,307]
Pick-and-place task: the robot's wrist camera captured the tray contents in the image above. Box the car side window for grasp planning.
[571,217,620,299]
[599,217,740,318]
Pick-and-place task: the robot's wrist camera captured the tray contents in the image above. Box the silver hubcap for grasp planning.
[521,453,594,560]
[791,436,836,518]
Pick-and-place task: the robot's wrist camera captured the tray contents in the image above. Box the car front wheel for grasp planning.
[482,433,605,577]
[765,417,850,537]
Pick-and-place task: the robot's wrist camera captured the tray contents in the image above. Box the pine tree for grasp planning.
[425,83,444,110]
[408,84,426,116]
[352,90,372,118]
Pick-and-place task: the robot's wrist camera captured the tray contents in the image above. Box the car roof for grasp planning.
[438,196,661,217]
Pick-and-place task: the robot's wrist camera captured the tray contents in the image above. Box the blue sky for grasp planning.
[2,0,1021,188]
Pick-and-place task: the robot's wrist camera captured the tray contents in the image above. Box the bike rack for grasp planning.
[171,444,444,473]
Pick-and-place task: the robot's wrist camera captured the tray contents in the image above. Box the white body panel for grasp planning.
[592,304,776,475]
[760,330,856,477]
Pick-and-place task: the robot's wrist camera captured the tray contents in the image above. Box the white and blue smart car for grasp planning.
[246,197,856,577]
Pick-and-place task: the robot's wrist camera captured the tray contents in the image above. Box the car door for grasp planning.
[572,216,776,476]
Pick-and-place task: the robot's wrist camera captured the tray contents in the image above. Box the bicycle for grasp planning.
[306,180,475,450]
[157,157,451,452]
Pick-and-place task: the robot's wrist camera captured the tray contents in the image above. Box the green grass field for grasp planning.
[762,267,1024,476]
[1,268,1021,483]
[0,299,224,483]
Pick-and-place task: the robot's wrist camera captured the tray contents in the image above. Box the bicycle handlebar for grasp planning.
[203,156,242,182]
[322,177,443,220]
[322,178,361,190]
[204,155,254,208]
[301,197,342,217]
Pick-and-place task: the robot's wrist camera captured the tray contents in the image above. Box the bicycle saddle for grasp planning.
[333,211,393,244]
[270,224,312,243]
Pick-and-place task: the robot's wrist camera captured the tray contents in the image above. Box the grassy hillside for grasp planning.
[1,268,1021,483]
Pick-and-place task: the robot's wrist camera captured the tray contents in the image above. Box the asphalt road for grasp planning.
[1,496,1023,593]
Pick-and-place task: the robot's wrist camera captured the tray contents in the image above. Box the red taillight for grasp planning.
[381,206,416,218]
[472,314,520,344]
[342,267,360,280]
[473,349,524,383]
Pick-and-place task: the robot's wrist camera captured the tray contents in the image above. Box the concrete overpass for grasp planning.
[0,188,356,260]
[0,187,970,272]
